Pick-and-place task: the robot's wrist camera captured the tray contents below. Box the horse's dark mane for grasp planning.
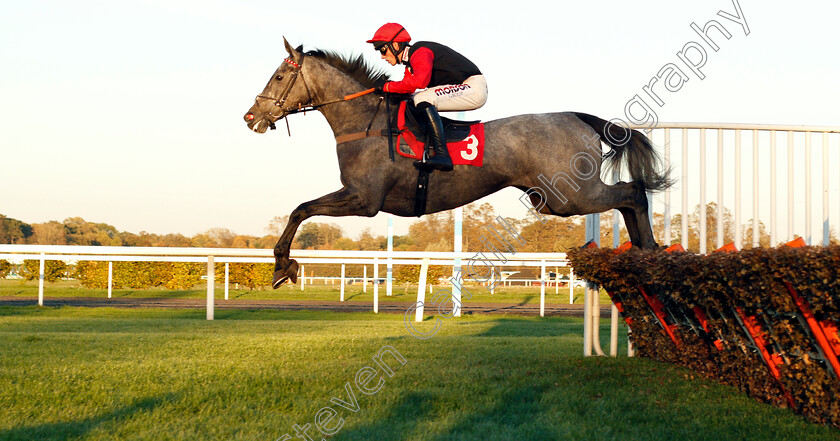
[306,50,391,88]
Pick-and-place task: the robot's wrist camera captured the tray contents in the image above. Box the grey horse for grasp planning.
[244,39,672,288]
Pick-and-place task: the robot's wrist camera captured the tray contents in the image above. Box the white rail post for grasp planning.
[373,258,379,313]
[717,129,724,249]
[771,131,777,246]
[206,256,214,321]
[753,130,760,248]
[387,215,393,296]
[590,284,605,356]
[363,265,367,293]
[539,260,546,317]
[340,263,345,302]
[569,268,574,304]
[664,128,671,245]
[300,264,305,291]
[107,261,113,299]
[699,128,707,253]
[38,253,45,306]
[610,303,619,357]
[415,258,430,322]
[583,214,602,356]
[806,132,812,244]
[824,132,830,245]
[681,128,689,250]
[583,282,592,356]
[788,131,795,242]
[584,282,606,357]
[735,129,742,249]
[224,263,229,301]
[453,206,463,317]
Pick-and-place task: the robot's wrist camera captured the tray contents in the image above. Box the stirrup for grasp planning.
[414,147,453,172]
[413,160,437,171]
[415,160,453,172]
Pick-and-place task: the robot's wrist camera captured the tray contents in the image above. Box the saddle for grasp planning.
[398,101,481,145]
[393,101,485,166]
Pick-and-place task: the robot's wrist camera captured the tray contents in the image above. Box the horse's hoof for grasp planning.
[272,260,299,289]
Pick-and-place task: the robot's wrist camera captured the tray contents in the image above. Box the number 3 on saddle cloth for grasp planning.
[395,101,485,167]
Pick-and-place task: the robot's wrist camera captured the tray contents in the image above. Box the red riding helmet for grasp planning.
[366,23,411,48]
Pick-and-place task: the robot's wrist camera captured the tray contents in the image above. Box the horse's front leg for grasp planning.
[273,187,376,288]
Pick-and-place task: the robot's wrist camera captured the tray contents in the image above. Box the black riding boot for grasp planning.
[417,103,453,172]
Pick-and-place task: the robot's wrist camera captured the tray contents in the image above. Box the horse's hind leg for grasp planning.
[613,181,658,249]
[273,187,377,288]
[526,179,657,249]
[617,207,642,246]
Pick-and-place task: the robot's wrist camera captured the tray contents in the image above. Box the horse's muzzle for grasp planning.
[245,111,282,133]
[244,112,270,133]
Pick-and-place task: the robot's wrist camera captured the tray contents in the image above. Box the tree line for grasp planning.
[0,203,607,253]
[1,202,834,254]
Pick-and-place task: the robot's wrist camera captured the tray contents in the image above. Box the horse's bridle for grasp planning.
[253,55,309,130]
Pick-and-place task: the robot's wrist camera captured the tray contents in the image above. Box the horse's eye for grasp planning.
[275,75,283,81]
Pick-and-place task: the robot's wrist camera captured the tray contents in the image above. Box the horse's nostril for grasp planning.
[245,113,255,121]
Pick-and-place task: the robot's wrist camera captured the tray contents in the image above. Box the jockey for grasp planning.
[367,23,487,171]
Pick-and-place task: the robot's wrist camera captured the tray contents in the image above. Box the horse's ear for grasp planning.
[283,37,297,56]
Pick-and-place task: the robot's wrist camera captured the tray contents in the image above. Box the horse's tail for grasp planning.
[572,112,674,192]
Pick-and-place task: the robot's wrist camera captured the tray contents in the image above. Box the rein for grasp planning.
[297,88,378,113]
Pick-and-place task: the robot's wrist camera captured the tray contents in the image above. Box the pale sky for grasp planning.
[2,0,838,240]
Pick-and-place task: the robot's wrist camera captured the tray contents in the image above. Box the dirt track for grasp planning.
[0,296,610,317]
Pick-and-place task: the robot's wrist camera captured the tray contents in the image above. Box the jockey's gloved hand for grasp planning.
[373,79,387,93]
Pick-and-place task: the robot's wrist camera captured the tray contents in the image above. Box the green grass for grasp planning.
[0,307,837,441]
[0,280,609,306]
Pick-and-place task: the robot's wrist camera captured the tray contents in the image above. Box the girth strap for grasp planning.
[335,130,387,144]
[414,167,430,217]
